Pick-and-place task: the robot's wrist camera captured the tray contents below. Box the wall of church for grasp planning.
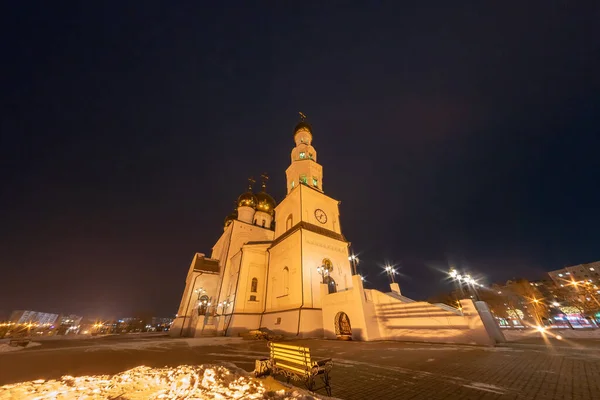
[223,314,261,337]
[260,309,300,335]
[265,230,303,312]
[274,187,301,238]
[171,267,220,338]
[233,244,269,314]
[213,220,274,307]
[302,230,352,308]
[298,185,341,234]
[211,224,233,264]
[219,251,242,316]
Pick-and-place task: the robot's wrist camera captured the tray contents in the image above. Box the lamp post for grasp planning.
[384,265,396,283]
[317,265,329,284]
[348,254,359,276]
[449,269,465,296]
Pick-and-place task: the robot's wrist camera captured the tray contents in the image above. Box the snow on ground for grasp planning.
[503,329,600,341]
[0,342,41,353]
[82,337,244,352]
[0,364,324,400]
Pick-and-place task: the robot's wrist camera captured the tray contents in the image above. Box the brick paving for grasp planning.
[1,335,600,399]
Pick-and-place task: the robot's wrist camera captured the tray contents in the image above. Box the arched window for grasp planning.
[283,267,289,296]
[262,219,266,227]
[324,276,337,294]
[254,218,257,224]
[286,214,293,230]
[251,277,258,293]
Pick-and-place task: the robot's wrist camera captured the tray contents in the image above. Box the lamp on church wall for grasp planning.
[316,265,328,284]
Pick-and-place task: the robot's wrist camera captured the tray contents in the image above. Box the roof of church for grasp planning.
[191,255,220,273]
[270,221,347,249]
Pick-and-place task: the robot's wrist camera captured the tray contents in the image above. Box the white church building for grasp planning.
[170,119,503,346]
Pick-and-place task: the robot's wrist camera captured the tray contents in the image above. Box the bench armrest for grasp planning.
[314,358,332,367]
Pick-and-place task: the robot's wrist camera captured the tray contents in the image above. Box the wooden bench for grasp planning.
[254,342,333,395]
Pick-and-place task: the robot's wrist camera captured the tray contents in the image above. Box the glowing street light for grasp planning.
[384,265,396,283]
[348,253,359,275]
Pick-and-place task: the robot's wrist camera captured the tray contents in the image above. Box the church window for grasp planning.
[283,267,289,296]
[251,277,258,293]
[299,151,306,159]
[262,219,266,227]
[275,317,282,325]
[308,152,313,159]
[291,181,295,189]
[254,219,257,224]
[300,175,307,185]
[249,295,257,301]
[312,177,318,187]
[286,214,293,230]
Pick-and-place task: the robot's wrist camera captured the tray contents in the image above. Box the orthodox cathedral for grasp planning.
[170,118,501,345]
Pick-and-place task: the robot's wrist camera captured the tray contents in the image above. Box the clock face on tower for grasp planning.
[314,209,328,224]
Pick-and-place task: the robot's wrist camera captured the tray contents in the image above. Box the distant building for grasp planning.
[529,280,559,301]
[548,261,600,287]
[151,317,173,326]
[9,310,60,326]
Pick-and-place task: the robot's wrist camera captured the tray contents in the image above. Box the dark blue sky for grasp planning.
[1,2,599,319]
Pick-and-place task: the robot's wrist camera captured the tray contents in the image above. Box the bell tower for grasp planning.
[285,113,323,194]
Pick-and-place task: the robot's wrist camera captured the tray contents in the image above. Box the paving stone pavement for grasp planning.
[1,335,600,399]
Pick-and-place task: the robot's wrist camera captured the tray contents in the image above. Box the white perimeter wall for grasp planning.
[322,276,495,345]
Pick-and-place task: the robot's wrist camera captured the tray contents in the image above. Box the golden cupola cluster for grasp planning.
[224,176,276,228]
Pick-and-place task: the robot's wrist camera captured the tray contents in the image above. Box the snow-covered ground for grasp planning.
[0,364,326,399]
[502,328,600,341]
[0,341,41,353]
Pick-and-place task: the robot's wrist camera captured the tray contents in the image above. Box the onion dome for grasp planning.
[224,209,237,227]
[255,191,276,216]
[294,121,312,136]
[237,191,257,208]
[237,177,257,208]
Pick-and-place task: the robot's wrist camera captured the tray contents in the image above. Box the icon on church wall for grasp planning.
[334,312,352,339]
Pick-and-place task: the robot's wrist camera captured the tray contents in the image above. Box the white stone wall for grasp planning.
[266,230,302,312]
[321,276,495,345]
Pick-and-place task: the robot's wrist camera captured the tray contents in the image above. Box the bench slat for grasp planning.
[271,348,311,360]
[274,361,309,375]
[272,353,310,365]
[269,343,308,352]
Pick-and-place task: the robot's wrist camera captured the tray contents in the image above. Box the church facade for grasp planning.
[171,120,354,338]
[170,120,502,346]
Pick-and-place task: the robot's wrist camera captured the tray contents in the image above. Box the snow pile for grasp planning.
[0,342,41,353]
[0,364,321,399]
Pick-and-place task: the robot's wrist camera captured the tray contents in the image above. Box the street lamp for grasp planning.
[348,254,359,276]
[384,264,396,283]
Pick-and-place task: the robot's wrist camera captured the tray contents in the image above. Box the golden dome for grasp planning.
[255,191,276,216]
[237,191,257,208]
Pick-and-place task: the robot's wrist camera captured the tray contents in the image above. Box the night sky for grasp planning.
[1,2,599,320]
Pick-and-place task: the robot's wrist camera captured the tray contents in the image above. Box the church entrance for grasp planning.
[334,312,352,340]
